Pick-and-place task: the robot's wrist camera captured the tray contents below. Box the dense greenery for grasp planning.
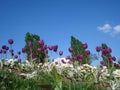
[71,36,90,64]
[25,32,46,63]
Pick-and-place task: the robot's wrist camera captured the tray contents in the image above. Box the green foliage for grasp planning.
[25,32,46,63]
[71,36,90,64]
[101,43,113,68]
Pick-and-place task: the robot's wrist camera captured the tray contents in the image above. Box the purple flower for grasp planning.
[68,47,73,53]
[106,48,112,53]
[108,57,112,63]
[0,49,2,54]
[100,61,106,66]
[22,48,26,53]
[82,43,88,49]
[48,46,53,50]
[112,56,116,61]
[77,54,83,59]
[8,39,14,44]
[53,45,58,52]
[38,48,42,52]
[14,55,18,59]
[59,51,63,56]
[96,46,101,52]
[2,45,6,49]
[18,51,21,55]
[61,59,66,64]
[102,49,107,55]
[38,40,44,46]
[73,56,77,60]
[86,50,90,55]
[66,56,72,61]
[28,41,33,47]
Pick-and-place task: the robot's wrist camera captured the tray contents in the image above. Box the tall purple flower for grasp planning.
[38,40,44,46]
[28,41,33,47]
[68,47,73,53]
[106,47,112,53]
[112,56,116,61]
[86,50,90,55]
[53,45,58,52]
[2,45,6,49]
[18,51,21,55]
[8,39,14,44]
[48,46,53,50]
[96,46,101,52]
[59,51,63,56]
[82,43,88,49]
[14,55,18,59]
[38,48,42,52]
[22,48,26,53]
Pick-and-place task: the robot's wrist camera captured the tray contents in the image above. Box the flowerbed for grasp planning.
[0,58,120,90]
[0,34,120,90]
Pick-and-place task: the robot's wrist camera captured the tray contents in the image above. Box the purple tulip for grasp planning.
[96,46,101,52]
[48,46,53,50]
[28,41,33,47]
[0,49,2,53]
[77,54,83,59]
[22,48,26,53]
[18,51,21,55]
[108,57,112,63]
[61,59,66,64]
[38,40,44,46]
[65,56,72,61]
[59,51,63,56]
[82,43,88,49]
[68,47,73,53]
[73,56,77,60]
[102,49,107,55]
[14,55,18,59]
[2,45,6,49]
[106,48,112,53]
[8,39,14,44]
[100,61,106,66]
[38,48,42,52]
[53,45,58,52]
[112,56,116,61]
[86,50,90,55]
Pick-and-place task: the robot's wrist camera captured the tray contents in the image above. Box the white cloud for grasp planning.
[113,25,120,33]
[97,24,120,37]
[97,24,112,33]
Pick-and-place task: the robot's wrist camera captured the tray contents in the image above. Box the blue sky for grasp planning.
[0,0,120,65]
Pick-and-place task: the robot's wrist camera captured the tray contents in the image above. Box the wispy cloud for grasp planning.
[97,24,120,37]
[97,24,112,33]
